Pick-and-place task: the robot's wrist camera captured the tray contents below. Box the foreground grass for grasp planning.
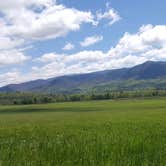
[0,98,166,165]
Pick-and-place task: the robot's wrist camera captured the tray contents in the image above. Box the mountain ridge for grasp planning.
[1,61,166,93]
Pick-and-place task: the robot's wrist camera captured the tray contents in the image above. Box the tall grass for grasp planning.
[0,98,166,165]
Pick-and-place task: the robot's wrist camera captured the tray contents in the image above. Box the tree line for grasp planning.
[0,89,166,105]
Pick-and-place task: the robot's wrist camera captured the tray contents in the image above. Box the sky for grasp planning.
[0,0,166,86]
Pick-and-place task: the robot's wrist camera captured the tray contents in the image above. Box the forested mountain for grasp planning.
[1,61,166,93]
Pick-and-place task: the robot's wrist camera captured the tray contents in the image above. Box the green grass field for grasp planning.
[0,98,166,165]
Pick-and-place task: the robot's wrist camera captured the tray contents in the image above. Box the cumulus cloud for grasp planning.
[96,4,121,26]
[1,24,166,86]
[80,35,103,47]
[0,1,123,86]
[0,0,96,69]
[63,43,75,51]
[31,50,146,80]
[37,53,64,63]
[30,25,166,79]
[108,24,166,59]
[0,37,25,50]
[0,50,30,66]
[0,71,22,87]
[0,0,54,10]
[0,0,95,40]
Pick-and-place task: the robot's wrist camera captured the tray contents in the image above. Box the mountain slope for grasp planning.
[1,61,166,93]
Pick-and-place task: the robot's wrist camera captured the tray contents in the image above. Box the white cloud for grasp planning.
[108,24,166,59]
[80,35,103,47]
[0,71,21,87]
[1,24,166,86]
[63,43,75,50]
[31,25,166,80]
[0,0,54,10]
[0,1,123,86]
[0,0,95,40]
[96,4,121,26]
[0,0,96,68]
[0,37,24,50]
[0,50,30,66]
[37,53,64,63]
[32,50,146,79]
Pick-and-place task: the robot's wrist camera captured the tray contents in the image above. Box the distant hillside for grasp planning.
[1,61,166,93]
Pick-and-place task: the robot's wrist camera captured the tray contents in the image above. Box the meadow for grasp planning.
[0,98,166,165]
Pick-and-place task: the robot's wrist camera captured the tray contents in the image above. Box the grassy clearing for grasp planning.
[0,98,166,165]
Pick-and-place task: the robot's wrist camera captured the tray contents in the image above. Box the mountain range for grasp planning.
[1,61,166,93]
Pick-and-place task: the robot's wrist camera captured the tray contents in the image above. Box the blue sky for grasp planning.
[0,0,166,86]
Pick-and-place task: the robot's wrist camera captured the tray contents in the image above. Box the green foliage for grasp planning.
[31,78,166,93]
[0,98,166,165]
[0,92,55,105]
[1,89,166,105]
[1,78,166,105]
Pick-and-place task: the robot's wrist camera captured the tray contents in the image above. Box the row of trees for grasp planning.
[0,89,166,105]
